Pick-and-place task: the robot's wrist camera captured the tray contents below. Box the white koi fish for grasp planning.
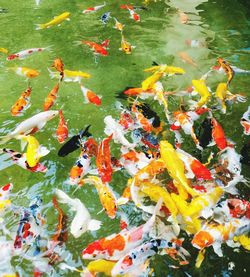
[7,47,51,60]
[55,189,101,238]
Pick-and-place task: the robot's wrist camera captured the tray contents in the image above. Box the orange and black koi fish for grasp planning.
[51,58,64,81]
[44,83,60,111]
[11,86,32,116]
[217,57,234,85]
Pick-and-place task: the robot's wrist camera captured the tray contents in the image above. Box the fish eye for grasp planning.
[80,227,83,230]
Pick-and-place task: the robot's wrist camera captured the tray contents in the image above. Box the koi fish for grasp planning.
[9,66,40,79]
[10,86,32,116]
[58,125,92,157]
[0,47,8,54]
[176,148,212,180]
[44,82,60,111]
[56,110,68,143]
[178,52,197,67]
[83,176,117,219]
[86,259,116,276]
[179,10,188,24]
[0,110,59,144]
[48,68,91,82]
[104,115,135,148]
[80,85,102,106]
[185,39,205,48]
[69,151,91,185]
[7,47,50,60]
[144,64,185,75]
[0,148,47,173]
[14,210,32,249]
[197,117,212,148]
[51,58,64,81]
[240,106,250,135]
[141,70,165,91]
[55,189,101,238]
[80,40,109,56]
[101,12,111,24]
[18,135,49,167]
[192,79,211,108]
[112,239,189,275]
[128,7,140,22]
[96,135,113,183]
[211,118,227,150]
[81,199,162,260]
[51,196,68,245]
[0,183,13,201]
[217,57,234,85]
[82,2,106,14]
[192,217,250,256]
[113,17,124,31]
[215,82,228,113]
[36,12,70,30]
[160,140,198,197]
[120,34,134,54]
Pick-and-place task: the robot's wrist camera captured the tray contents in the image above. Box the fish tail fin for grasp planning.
[45,45,53,52]
[0,134,14,145]
[47,67,58,79]
[55,189,73,205]
[35,24,46,30]
[80,125,92,138]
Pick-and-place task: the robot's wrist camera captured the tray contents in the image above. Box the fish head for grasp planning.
[195,107,209,115]
[47,110,59,120]
[70,217,88,238]
[7,54,18,60]
[69,165,84,185]
[192,230,214,249]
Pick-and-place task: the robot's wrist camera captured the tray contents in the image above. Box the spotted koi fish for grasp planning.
[11,86,31,116]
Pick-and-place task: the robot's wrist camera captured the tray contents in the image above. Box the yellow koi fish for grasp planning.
[48,68,90,82]
[119,34,134,54]
[87,259,116,276]
[141,71,164,91]
[160,140,198,197]
[192,79,211,107]
[18,135,49,167]
[234,234,250,251]
[0,47,8,54]
[36,12,70,30]
[0,199,11,210]
[144,65,185,75]
[9,67,40,79]
[215,82,228,113]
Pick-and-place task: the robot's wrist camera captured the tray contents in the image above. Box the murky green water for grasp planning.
[0,0,249,276]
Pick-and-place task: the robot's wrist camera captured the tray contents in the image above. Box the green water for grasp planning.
[0,0,249,276]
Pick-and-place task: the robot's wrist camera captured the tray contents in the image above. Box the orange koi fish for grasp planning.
[10,86,32,116]
[44,83,60,111]
[80,40,109,56]
[211,118,227,150]
[96,135,113,183]
[217,57,234,85]
[178,52,197,67]
[56,110,68,144]
[80,85,102,106]
[51,58,64,80]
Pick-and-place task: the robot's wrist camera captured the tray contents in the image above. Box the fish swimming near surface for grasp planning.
[10,86,32,116]
[217,57,234,85]
[55,189,101,238]
[44,82,60,111]
[35,12,71,30]
[240,106,250,135]
[0,110,59,144]
[196,117,213,149]
[9,66,40,79]
[51,58,64,81]
[80,40,109,57]
[56,110,68,144]
[80,85,102,106]
[48,68,91,82]
[82,2,106,14]
[6,47,51,60]
[58,125,92,157]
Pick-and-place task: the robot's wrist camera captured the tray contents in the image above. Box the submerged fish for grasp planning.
[36,12,70,30]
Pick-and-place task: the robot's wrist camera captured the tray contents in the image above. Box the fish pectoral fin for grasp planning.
[37,121,46,130]
[87,219,102,231]
[38,146,50,157]
[116,197,129,206]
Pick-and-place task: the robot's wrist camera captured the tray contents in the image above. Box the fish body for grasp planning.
[192,79,211,107]
[240,106,250,135]
[84,176,117,219]
[56,110,68,143]
[120,35,134,54]
[49,68,91,82]
[82,2,106,14]
[80,85,102,106]
[215,82,228,113]
[7,47,50,60]
[86,259,116,276]
[128,7,140,22]
[55,189,101,238]
[11,86,31,116]
[81,40,109,56]
[141,71,164,91]
[211,118,227,150]
[178,52,197,66]
[160,140,198,197]
[36,12,70,30]
[51,58,64,80]
[1,148,47,172]
[58,125,92,157]
[113,17,124,31]
[144,64,185,75]
[96,135,113,183]
[69,151,91,185]
[217,57,234,85]
[0,110,58,144]
[44,82,60,111]
[101,12,111,24]
[10,66,39,78]
[81,199,162,260]
[0,47,8,54]
[20,135,49,167]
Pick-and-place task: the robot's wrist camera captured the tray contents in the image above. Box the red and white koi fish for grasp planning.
[56,110,68,143]
[176,148,212,180]
[11,86,32,116]
[228,198,250,219]
[0,183,13,201]
[7,47,51,61]
[79,40,109,56]
[104,116,135,148]
[112,238,189,275]
[82,2,106,14]
[80,85,102,106]
[96,135,113,183]
[0,148,47,173]
[69,151,91,185]
[0,110,59,144]
[81,199,162,260]
[55,189,101,238]
[128,7,140,22]
[211,118,228,151]
[240,106,250,135]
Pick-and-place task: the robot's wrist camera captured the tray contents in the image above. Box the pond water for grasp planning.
[0,0,249,276]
